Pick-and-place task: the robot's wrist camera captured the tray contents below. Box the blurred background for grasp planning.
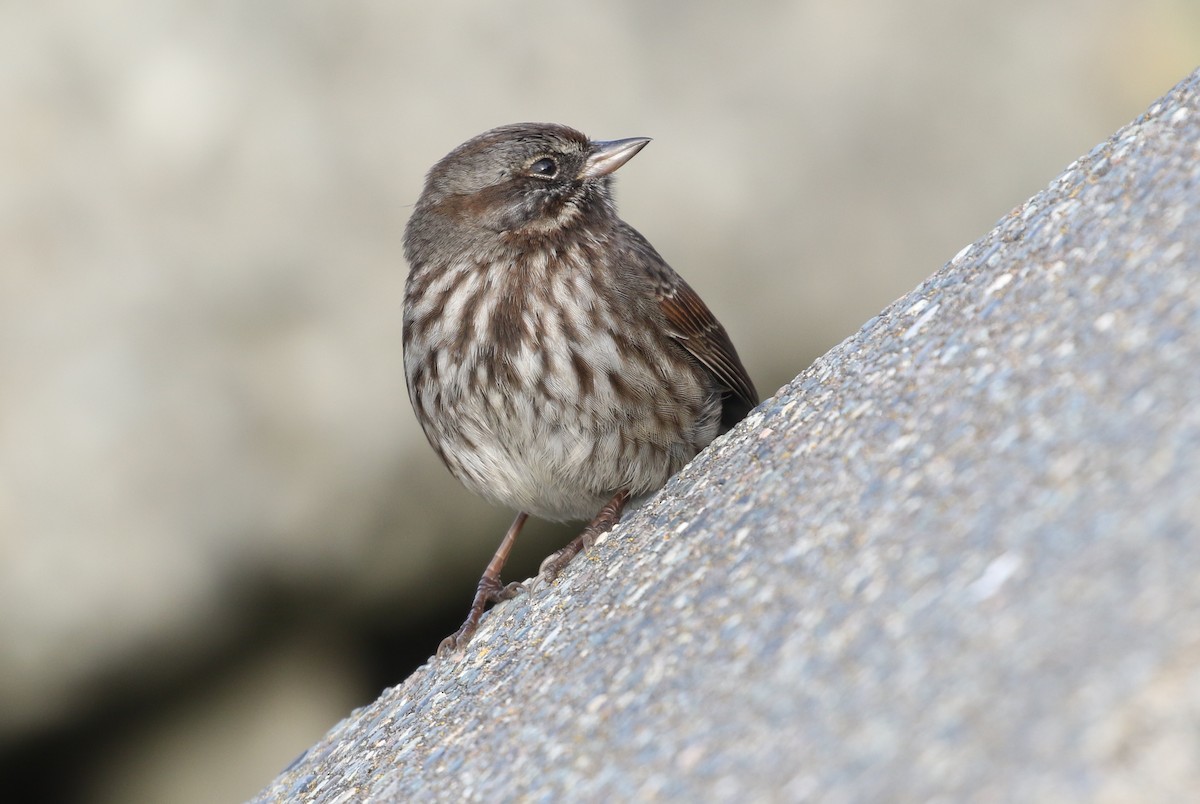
[1,1,1195,801]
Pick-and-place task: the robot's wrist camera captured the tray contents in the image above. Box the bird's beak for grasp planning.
[580,137,651,179]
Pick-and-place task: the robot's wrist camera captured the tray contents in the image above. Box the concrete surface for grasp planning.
[253,68,1200,804]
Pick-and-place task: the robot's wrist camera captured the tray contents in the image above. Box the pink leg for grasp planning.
[538,489,631,583]
[438,511,529,655]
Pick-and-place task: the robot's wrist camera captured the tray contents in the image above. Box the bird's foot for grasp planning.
[536,489,631,586]
[436,575,527,656]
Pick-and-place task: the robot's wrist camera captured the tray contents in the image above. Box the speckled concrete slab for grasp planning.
[254,69,1200,803]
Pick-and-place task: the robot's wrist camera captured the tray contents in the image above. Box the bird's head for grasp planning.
[405,123,650,262]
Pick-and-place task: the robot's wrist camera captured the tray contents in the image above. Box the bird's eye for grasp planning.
[529,157,558,178]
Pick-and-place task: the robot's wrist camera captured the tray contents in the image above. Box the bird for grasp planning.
[402,123,757,654]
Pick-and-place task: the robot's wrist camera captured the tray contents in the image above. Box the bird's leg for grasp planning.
[438,511,529,655]
[538,489,631,584]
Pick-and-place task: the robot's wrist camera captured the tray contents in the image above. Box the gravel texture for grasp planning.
[254,70,1200,803]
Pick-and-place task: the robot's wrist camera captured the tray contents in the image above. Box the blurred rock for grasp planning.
[255,69,1200,801]
[87,632,363,804]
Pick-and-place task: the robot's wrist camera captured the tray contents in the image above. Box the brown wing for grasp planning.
[619,223,759,430]
[658,275,759,429]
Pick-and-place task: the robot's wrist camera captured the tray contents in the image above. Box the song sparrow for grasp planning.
[403,123,757,653]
